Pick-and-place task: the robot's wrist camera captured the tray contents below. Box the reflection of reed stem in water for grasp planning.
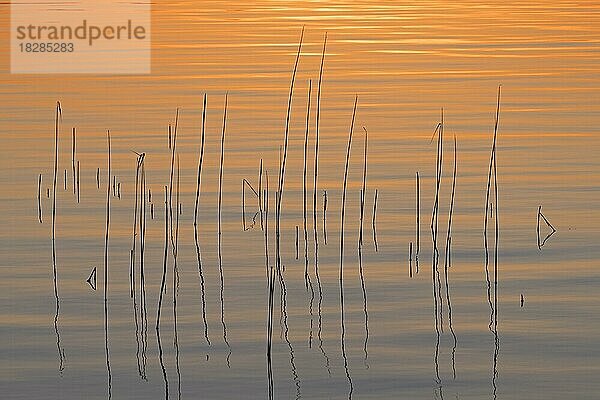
[194,93,211,346]
[76,160,80,203]
[409,242,413,278]
[443,135,458,379]
[264,172,275,399]
[218,94,232,366]
[51,102,65,373]
[416,172,420,273]
[173,156,182,399]
[358,242,370,369]
[339,95,358,399]
[139,158,149,380]
[129,152,146,379]
[97,167,100,189]
[156,186,170,399]
[38,174,42,223]
[429,118,443,384]
[64,169,67,191]
[312,35,330,369]
[103,129,112,398]
[431,114,444,333]
[484,87,501,331]
[358,126,370,368]
[302,81,315,344]
[372,189,378,252]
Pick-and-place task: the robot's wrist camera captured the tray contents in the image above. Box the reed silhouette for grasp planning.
[443,135,458,379]
[323,190,328,245]
[218,94,232,366]
[416,172,420,272]
[103,129,112,398]
[51,102,65,373]
[156,186,170,399]
[37,173,42,223]
[313,32,327,249]
[194,93,211,346]
[72,127,76,196]
[302,80,315,347]
[339,95,358,399]
[372,189,379,251]
[484,87,501,331]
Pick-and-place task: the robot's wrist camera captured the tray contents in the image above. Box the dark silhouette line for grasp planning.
[537,206,556,249]
[302,80,315,348]
[218,93,231,367]
[51,102,65,373]
[313,32,327,249]
[194,93,211,346]
[103,129,112,398]
[156,186,170,399]
[372,189,378,252]
[484,87,501,331]
[323,190,328,245]
[443,135,458,379]
[339,95,358,399]
[359,127,368,247]
[358,243,370,369]
[72,127,76,196]
[430,118,443,384]
[37,173,42,223]
[86,266,97,291]
[416,171,420,272]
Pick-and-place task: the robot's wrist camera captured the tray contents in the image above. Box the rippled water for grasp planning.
[2,1,600,399]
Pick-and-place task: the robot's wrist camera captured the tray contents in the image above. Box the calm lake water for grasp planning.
[2,1,600,399]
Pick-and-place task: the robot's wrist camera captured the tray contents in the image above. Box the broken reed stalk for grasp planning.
[38,173,42,223]
[51,102,65,372]
[339,95,358,399]
[218,93,231,364]
[103,129,112,397]
[193,93,210,346]
[313,32,327,248]
[359,127,368,247]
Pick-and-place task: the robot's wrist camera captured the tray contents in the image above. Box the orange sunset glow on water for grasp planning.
[1,2,600,399]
